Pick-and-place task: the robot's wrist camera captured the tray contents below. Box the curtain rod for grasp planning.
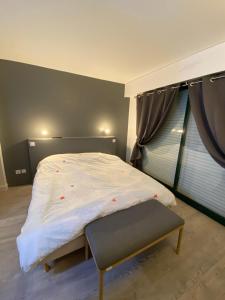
[136,74,225,98]
[210,74,225,82]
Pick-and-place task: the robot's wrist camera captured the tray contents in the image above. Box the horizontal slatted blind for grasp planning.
[177,113,225,217]
[142,89,188,186]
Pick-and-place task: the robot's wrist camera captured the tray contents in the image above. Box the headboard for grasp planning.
[27,136,117,179]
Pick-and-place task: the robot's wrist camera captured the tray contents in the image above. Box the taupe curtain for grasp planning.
[130,87,179,168]
[188,75,225,168]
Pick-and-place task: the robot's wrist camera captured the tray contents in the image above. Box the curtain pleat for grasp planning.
[188,76,225,168]
[130,87,179,168]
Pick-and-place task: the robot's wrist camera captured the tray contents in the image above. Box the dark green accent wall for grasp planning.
[0,60,129,186]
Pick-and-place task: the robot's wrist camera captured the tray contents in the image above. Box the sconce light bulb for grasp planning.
[41,130,48,136]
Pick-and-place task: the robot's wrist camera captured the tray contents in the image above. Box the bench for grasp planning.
[85,199,184,300]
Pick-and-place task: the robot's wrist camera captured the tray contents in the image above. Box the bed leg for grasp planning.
[44,263,51,272]
[176,227,184,255]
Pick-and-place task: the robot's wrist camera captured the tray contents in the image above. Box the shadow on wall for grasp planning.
[3,140,32,186]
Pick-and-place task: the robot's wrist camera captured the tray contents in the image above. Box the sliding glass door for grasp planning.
[141,87,225,223]
[142,88,188,186]
[177,113,225,217]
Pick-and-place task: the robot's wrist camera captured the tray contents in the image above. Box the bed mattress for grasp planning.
[17,153,175,271]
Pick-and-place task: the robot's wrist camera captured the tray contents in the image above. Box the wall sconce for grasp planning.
[104,128,110,135]
[41,129,49,136]
[99,127,111,135]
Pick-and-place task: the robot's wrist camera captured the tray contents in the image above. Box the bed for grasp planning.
[17,137,176,272]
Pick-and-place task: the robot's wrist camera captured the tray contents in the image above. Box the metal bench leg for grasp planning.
[176,227,184,255]
[99,270,104,300]
[85,238,89,260]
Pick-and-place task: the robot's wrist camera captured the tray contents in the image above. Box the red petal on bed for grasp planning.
[112,198,117,202]
[60,196,65,200]
[153,194,158,198]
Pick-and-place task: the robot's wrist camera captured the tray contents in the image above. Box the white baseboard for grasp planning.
[0,184,8,191]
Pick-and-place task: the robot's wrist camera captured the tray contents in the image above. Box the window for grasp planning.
[177,113,225,217]
[142,88,188,186]
[141,86,225,223]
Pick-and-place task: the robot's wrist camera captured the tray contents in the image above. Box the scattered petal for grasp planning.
[60,196,65,200]
[153,194,158,198]
[112,198,117,202]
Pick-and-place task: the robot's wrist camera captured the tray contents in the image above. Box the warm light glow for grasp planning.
[41,129,48,136]
[104,128,110,134]
[171,128,184,134]
[98,124,111,135]
[177,129,184,133]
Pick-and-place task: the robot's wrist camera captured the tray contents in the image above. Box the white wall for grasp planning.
[0,144,7,190]
[125,42,225,160]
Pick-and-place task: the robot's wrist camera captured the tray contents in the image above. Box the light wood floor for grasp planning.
[0,185,225,300]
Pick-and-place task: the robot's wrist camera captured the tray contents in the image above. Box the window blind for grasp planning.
[177,113,225,217]
[142,88,188,186]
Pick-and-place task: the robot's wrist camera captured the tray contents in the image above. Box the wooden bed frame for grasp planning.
[41,235,85,271]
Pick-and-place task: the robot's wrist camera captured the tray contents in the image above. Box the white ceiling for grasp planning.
[1,0,225,83]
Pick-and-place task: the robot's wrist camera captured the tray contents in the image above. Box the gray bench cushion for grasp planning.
[85,200,184,270]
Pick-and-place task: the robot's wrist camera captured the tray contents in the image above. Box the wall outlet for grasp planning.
[29,141,36,147]
[15,169,27,175]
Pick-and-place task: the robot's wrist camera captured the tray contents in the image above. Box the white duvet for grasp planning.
[17,153,175,271]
